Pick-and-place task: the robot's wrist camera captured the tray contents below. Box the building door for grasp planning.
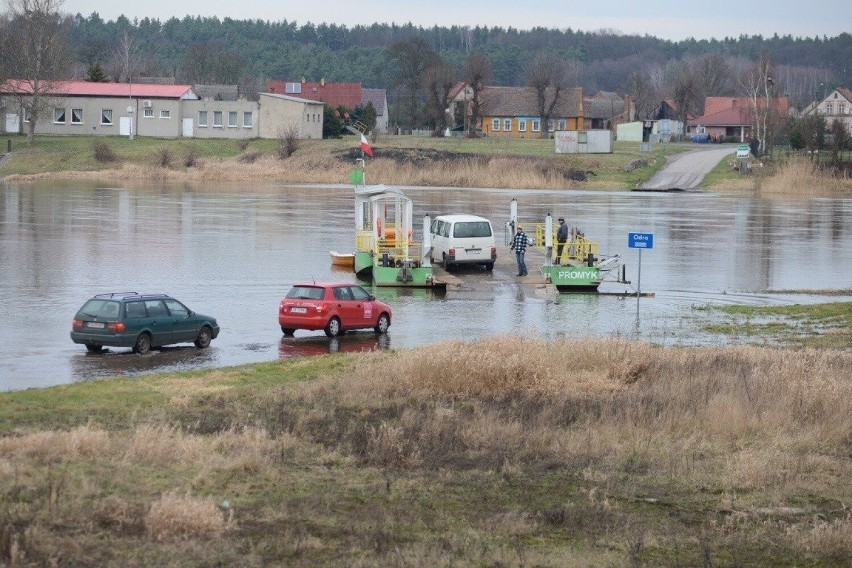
[119,116,131,136]
[5,113,20,133]
[182,118,193,137]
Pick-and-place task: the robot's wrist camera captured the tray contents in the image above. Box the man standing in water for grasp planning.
[555,217,568,265]
[510,224,529,276]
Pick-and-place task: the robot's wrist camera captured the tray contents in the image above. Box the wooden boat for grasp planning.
[329,250,355,269]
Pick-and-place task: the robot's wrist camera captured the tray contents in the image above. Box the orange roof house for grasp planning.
[688,96,790,142]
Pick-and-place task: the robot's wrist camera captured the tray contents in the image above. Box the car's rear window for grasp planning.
[453,221,492,238]
[286,286,325,300]
[78,299,121,319]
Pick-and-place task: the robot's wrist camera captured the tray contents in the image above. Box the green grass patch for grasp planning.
[700,301,852,348]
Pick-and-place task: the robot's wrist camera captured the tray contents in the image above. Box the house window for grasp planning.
[228,111,237,127]
[840,103,847,115]
[159,109,170,119]
[492,118,500,131]
[143,108,154,118]
[503,118,511,131]
[518,119,526,132]
[53,108,66,123]
[243,112,252,127]
[532,119,541,132]
[558,119,566,130]
[71,108,83,124]
[826,103,834,114]
[198,111,207,127]
[23,108,30,122]
[100,109,112,125]
[213,111,223,127]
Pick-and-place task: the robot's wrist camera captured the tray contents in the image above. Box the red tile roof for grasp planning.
[703,96,789,116]
[268,80,362,107]
[1,79,196,99]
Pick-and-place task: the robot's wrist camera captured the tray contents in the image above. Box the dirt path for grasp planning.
[638,146,735,190]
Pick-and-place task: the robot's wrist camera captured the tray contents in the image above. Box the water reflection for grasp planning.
[279,333,391,359]
[2,181,851,391]
[69,344,221,383]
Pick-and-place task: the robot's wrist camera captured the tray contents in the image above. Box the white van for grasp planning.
[430,214,496,270]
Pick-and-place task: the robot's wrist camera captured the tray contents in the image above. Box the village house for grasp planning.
[267,80,389,134]
[0,79,324,140]
[472,85,585,138]
[687,96,790,142]
[805,86,852,135]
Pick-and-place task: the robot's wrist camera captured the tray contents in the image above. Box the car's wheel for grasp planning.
[374,313,390,334]
[194,325,212,348]
[85,343,103,354]
[281,327,295,336]
[442,254,449,270]
[133,332,152,354]
[324,317,342,338]
[484,262,494,271]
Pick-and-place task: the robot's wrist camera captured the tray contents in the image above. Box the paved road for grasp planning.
[637,146,735,191]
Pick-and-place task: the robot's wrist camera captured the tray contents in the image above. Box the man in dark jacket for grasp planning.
[555,217,568,265]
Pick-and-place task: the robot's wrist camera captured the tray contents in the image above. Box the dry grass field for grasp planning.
[2,337,850,566]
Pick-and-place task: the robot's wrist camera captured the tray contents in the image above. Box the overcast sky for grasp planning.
[60,0,848,42]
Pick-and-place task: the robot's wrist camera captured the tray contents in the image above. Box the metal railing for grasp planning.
[532,224,600,264]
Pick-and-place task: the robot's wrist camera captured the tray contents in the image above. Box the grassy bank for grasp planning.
[1,338,850,566]
[0,135,686,189]
[701,300,852,349]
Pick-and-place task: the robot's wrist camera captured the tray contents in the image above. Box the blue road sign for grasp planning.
[628,232,654,249]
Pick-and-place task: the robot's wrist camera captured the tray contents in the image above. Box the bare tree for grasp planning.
[692,53,732,101]
[628,71,659,120]
[108,30,143,84]
[423,59,456,136]
[740,54,777,156]
[464,53,490,138]
[527,52,569,139]
[388,36,438,130]
[671,69,700,132]
[2,0,71,145]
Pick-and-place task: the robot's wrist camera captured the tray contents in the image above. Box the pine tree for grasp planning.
[85,61,108,82]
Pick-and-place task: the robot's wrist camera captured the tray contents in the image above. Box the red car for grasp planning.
[278,282,392,337]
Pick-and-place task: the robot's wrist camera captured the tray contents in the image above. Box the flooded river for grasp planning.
[2,181,851,391]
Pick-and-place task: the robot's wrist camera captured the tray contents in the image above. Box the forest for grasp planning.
[62,14,850,108]
[2,5,850,134]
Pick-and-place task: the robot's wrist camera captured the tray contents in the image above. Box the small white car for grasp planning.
[430,214,496,270]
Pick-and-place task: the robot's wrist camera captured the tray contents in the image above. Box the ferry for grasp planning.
[353,184,436,287]
[531,215,625,292]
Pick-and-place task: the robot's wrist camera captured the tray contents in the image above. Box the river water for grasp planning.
[2,181,851,391]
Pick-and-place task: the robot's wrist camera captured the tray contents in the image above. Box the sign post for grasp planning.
[628,232,654,309]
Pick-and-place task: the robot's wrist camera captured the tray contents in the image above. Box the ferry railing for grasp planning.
[532,223,600,264]
[357,229,425,267]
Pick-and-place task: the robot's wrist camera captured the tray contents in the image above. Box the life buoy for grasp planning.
[376,218,382,238]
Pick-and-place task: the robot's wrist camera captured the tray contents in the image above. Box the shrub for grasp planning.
[145,492,228,542]
[276,125,300,159]
[93,140,117,163]
[183,147,198,168]
[155,148,173,168]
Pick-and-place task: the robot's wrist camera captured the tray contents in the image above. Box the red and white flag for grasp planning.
[360,133,374,157]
